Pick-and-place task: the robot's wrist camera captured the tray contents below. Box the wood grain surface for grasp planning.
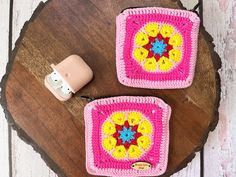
[0,0,221,177]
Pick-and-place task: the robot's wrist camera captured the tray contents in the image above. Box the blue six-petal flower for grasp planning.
[150,39,167,56]
[118,127,135,144]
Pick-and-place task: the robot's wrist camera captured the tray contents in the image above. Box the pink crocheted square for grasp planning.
[84,96,171,176]
[116,7,200,89]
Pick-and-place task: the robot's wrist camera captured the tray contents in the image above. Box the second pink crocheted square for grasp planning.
[84,96,171,176]
[116,7,200,89]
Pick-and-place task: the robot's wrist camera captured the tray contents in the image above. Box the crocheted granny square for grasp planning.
[116,7,200,89]
[84,96,171,176]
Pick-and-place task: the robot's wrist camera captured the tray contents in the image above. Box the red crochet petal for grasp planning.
[132,125,138,132]
[134,132,142,139]
[165,44,173,51]
[117,139,123,146]
[124,142,130,149]
[154,53,161,61]
[115,125,123,131]
[124,121,129,128]
[162,52,169,58]
[148,36,156,42]
[147,51,154,58]
[164,37,170,44]
[157,33,163,41]
[113,132,120,139]
[143,43,152,50]
[130,139,137,145]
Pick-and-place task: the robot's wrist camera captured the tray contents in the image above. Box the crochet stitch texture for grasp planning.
[84,96,171,176]
[116,7,200,89]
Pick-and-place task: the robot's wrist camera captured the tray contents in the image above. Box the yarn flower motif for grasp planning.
[133,23,183,72]
[102,111,153,160]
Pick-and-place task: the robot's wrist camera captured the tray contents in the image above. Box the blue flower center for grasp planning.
[150,39,167,56]
[118,127,135,144]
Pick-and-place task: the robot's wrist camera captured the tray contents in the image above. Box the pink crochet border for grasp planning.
[116,7,200,89]
[84,96,171,176]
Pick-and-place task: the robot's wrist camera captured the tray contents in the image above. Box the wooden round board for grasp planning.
[1,0,221,176]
